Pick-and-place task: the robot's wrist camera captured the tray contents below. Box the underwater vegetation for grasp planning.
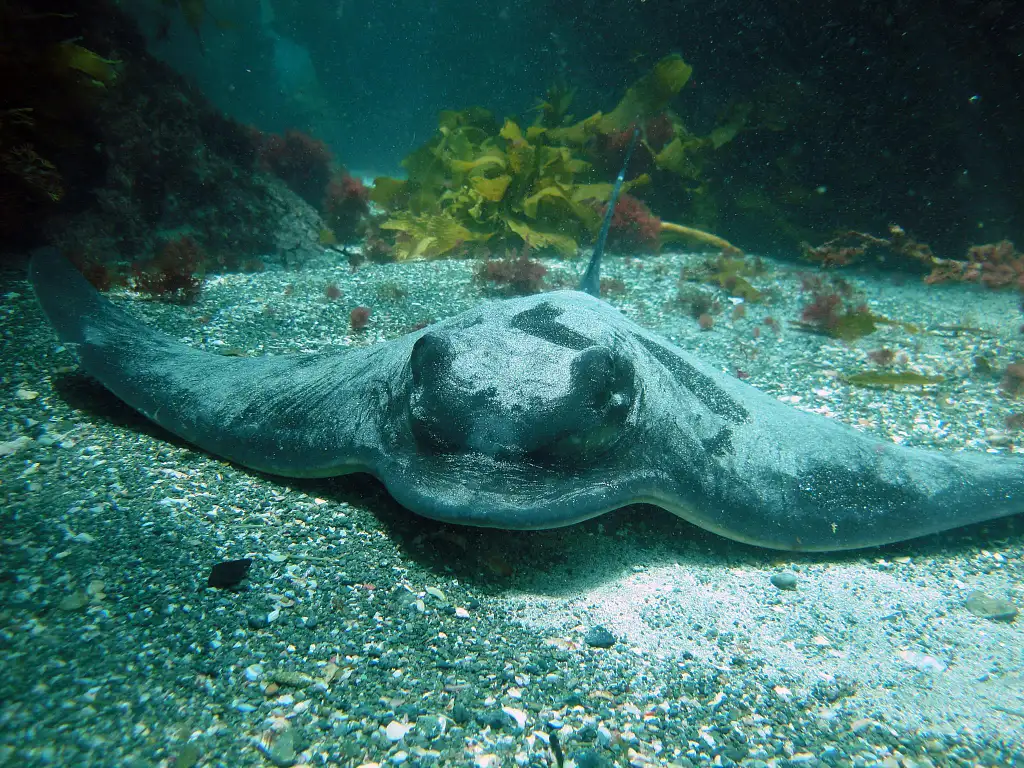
[0,0,120,246]
[803,225,1024,290]
[369,55,743,262]
[682,255,767,303]
[130,234,207,304]
[250,127,370,246]
[791,273,919,342]
[803,226,1024,330]
[255,129,334,209]
[474,244,549,296]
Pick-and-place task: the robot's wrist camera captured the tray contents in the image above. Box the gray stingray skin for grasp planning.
[30,247,1024,551]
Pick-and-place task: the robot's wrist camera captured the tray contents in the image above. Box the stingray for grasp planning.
[29,245,1024,551]
[28,136,1024,551]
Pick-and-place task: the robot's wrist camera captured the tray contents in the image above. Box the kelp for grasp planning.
[683,255,765,301]
[531,81,577,129]
[373,108,606,260]
[52,42,120,87]
[371,54,741,260]
[379,211,489,260]
[599,54,693,133]
[793,308,920,341]
[842,371,945,389]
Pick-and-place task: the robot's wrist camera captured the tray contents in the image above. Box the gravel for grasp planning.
[1,248,1022,767]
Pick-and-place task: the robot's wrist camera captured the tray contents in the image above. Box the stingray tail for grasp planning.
[578,126,641,298]
[28,247,126,348]
[28,246,200,403]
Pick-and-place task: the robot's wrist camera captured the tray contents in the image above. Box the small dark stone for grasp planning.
[584,625,616,648]
[575,750,611,768]
[247,612,269,629]
[451,702,472,725]
[207,558,253,589]
[350,704,373,718]
[396,703,425,718]
[481,710,508,730]
[770,572,798,591]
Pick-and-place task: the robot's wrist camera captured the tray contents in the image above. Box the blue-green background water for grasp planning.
[127,0,1024,256]
[3,2,1024,765]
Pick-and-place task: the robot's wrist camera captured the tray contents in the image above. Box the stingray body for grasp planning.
[29,247,1023,551]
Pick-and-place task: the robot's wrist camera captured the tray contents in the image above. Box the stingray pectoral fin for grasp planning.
[30,248,396,477]
[691,391,1024,551]
[628,326,1024,551]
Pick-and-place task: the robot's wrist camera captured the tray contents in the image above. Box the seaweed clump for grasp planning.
[841,371,944,390]
[0,1,119,246]
[927,239,1024,291]
[255,129,334,208]
[370,55,741,261]
[131,235,206,304]
[682,255,766,302]
[792,274,918,341]
[474,244,547,295]
[802,227,1024,295]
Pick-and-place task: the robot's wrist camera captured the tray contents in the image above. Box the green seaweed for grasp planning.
[531,81,577,128]
[827,308,878,341]
[599,54,693,132]
[842,371,945,389]
[370,54,737,260]
[793,306,918,342]
[684,255,766,302]
[373,108,606,259]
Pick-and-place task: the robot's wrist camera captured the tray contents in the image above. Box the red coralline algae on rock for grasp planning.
[131,235,206,304]
[256,129,333,208]
[474,246,547,295]
[599,193,662,254]
[349,305,371,330]
[323,173,370,243]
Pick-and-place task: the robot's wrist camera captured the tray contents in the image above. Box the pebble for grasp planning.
[770,572,798,590]
[0,435,33,456]
[59,591,89,611]
[501,706,527,731]
[385,721,411,741]
[451,702,472,725]
[964,590,1018,622]
[416,714,447,738]
[584,625,616,648]
[175,741,201,768]
[898,649,947,674]
[425,586,446,601]
[244,664,264,682]
[267,729,296,767]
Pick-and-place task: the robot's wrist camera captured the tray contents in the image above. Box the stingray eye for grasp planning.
[571,346,635,415]
[539,345,636,463]
[410,333,451,386]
